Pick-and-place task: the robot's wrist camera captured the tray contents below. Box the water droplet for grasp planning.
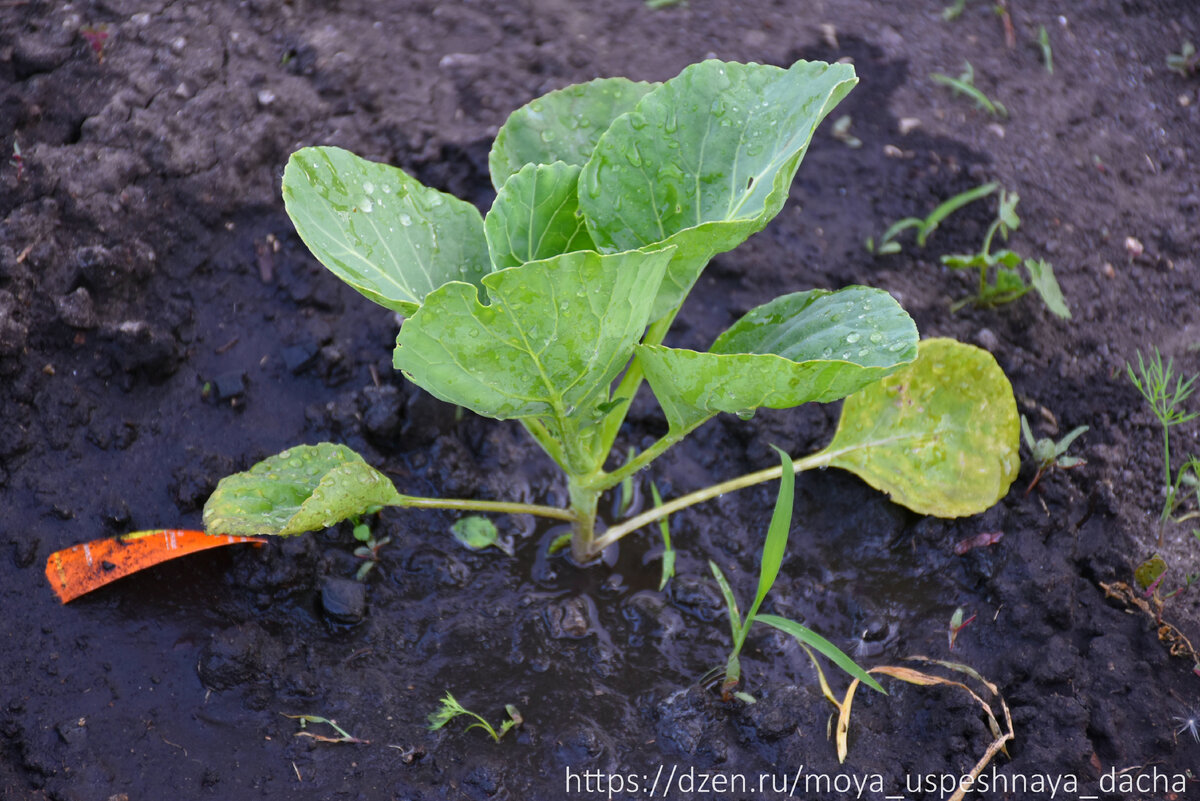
[428,194,443,207]
[363,181,375,194]
[869,332,884,344]
[540,130,556,143]
[361,198,373,213]
[845,332,861,344]
[736,409,755,421]
[399,213,412,226]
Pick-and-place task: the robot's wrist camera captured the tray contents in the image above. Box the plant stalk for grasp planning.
[596,310,680,460]
[589,447,838,555]
[398,496,575,522]
[567,477,602,563]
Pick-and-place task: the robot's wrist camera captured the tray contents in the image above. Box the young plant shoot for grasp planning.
[1127,348,1200,540]
[709,447,885,703]
[941,189,1070,318]
[1020,414,1087,494]
[429,693,521,743]
[203,59,1020,564]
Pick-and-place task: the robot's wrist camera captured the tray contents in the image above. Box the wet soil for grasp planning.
[2,0,1199,798]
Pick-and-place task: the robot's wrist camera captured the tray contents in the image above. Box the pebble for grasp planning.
[280,342,317,374]
[320,576,367,623]
[362,384,404,441]
[213,372,245,401]
[975,328,999,352]
[56,717,87,745]
[55,287,98,329]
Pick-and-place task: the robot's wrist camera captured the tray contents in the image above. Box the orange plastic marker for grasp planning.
[45,529,266,604]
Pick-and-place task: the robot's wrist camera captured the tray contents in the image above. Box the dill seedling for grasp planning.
[1127,348,1200,541]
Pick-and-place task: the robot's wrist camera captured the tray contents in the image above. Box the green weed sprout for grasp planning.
[1037,26,1054,74]
[931,62,1007,118]
[1127,348,1200,539]
[867,182,997,255]
[942,189,1070,318]
[428,692,521,742]
[203,60,1020,567]
[649,483,675,591]
[1020,414,1087,494]
[1167,41,1198,77]
[283,713,369,744]
[708,448,885,703]
[941,0,968,21]
[350,514,390,581]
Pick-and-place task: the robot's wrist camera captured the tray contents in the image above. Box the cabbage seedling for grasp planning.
[709,447,885,702]
[204,60,1020,563]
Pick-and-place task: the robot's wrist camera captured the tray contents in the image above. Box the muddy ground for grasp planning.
[2,0,1199,798]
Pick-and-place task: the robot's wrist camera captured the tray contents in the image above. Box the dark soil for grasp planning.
[3,0,1199,798]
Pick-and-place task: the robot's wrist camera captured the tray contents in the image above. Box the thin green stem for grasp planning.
[587,429,687,494]
[520,418,569,469]
[1163,424,1173,520]
[597,310,680,459]
[396,495,574,522]
[590,448,837,554]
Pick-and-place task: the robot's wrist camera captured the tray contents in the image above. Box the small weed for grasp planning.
[830,115,862,149]
[1037,25,1054,74]
[428,692,521,742]
[1021,414,1087,493]
[867,182,997,255]
[350,515,390,581]
[649,483,675,591]
[1134,555,1199,619]
[1127,348,1200,539]
[941,0,968,21]
[707,448,884,702]
[942,189,1071,318]
[79,24,110,62]
[931,62,1007,117]
[1167,41,1199,77]
[947,607,977,650]
[616,446,639,517]
[282,713,369,744]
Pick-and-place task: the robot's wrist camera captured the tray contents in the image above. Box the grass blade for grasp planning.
[756,613,885,694]
[744,446,795,626]
[709,560,743,644]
